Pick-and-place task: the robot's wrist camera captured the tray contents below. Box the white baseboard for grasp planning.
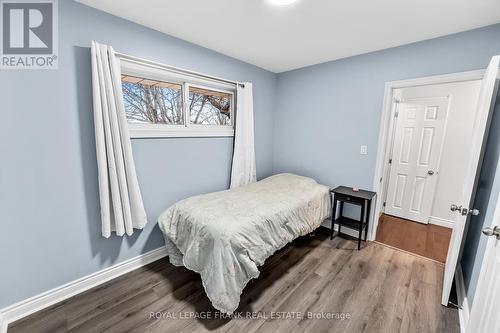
[429,216,454,229]
[455,264,470,333]
[0,247,167,333]
[320,221,365,239]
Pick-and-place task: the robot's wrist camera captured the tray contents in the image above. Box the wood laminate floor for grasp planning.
[375,214,452,263]
[8,228,459,333]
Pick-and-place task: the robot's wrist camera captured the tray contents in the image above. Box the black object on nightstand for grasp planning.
[330,186,376,250]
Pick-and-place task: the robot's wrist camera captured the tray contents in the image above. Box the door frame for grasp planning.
[466,195,500,332]
[369,69,489,241]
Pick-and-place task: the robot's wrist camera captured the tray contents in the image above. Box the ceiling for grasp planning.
[77,0,500,73]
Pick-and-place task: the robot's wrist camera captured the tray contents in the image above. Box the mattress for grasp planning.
[157,173,331,314]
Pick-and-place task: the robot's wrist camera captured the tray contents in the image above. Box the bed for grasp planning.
[157,173,331,314]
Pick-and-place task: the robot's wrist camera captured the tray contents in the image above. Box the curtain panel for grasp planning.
[230,83,257,188]
[91,41,148,237]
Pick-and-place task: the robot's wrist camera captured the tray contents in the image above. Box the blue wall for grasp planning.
[461,89,500,304]
[273,24,500,292]
[0,1,276,308]
[273,24,500,189]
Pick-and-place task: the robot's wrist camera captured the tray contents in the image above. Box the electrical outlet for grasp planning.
[360,145,368,155]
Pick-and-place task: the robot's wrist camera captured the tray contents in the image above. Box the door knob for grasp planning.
[428,170,435,175]
[450,204,478,216]
[482,226,500,240]
[469,208,480,216]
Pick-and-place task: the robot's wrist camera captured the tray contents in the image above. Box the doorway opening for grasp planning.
[374,79,482,262]
[370,59,500,307]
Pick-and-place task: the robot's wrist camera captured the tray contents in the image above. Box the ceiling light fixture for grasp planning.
[267,0,298,5]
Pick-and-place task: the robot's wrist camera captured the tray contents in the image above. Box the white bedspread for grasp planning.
[157,173,331,314]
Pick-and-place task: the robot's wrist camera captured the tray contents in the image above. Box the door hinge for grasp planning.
[394,111,399,118]
[448,301,462,309]
[383,202,386,207]
[389,158,392,164]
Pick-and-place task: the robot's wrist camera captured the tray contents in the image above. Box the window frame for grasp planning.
[120,58,236,138]
[185,83,234,128]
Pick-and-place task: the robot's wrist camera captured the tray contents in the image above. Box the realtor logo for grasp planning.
[1,0,58,69]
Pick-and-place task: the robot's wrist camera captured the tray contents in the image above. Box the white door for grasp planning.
[442,55,500,305]
[467,196,500,333]
[385,97,449,223]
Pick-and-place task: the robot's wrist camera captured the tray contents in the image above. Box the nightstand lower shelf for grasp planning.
[334,216,368,230]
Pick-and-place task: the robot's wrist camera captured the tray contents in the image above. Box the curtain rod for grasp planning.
[115,52,245,88]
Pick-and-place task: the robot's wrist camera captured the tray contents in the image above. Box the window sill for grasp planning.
[128,123,234,138]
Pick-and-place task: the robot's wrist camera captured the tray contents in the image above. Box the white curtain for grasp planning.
[91,41,147,238]
[230,82,257,188]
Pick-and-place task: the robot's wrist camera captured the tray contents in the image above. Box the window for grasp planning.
[188,86,232,125]
[122,75,183,125]
[120,59,235,138]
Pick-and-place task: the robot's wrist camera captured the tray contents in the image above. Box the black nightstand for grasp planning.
[330,186,376,250]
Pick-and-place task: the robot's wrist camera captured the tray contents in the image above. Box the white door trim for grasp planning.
[455,263,470,333]
[369,69,492,241]
[466,195,500,333]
